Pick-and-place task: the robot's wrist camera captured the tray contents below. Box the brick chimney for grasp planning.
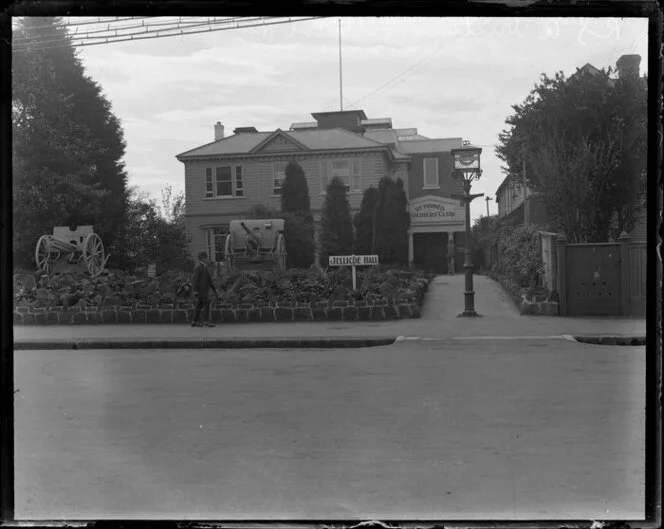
[616,54,641,79]
[214,122,225,141]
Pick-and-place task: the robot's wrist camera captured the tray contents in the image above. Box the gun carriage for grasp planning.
[35,225,108,276]
[224,219,286,272]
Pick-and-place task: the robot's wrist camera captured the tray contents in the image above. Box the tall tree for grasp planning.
[496,63,647,242]
[279,159,314,268]
[353,186,379,254]
[280,160,310,213]
[374,177,410,265]
[12,17,129,268]
[320,176,353,266]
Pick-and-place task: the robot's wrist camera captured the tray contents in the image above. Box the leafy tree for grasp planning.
[374,177,410,265]
[280,160,310,213]
[121,187,191,272]
[12,17,129,268]
[159,184,185,226]
[320,177,353,266]
[497,64,647,242]
[353,186,379,254]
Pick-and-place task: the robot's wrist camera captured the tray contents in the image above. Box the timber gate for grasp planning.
[556,232,646,317]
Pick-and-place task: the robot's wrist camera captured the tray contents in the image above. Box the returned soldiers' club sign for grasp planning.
[328,254,379,290]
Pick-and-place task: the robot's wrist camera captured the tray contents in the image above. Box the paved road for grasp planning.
[15,339,645,520]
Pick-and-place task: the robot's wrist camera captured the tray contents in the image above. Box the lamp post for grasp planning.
[451,144,484,317]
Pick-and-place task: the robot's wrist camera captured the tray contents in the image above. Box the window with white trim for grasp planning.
[205,168,214,198]
[330,160,350,191]
[204,165,243,197]
[235,166,243,197]
[215,167,232,196]
[326,159,361,192]
[423,158,439,188]
[351,159,361,191]
[273,162,287,196]
[206,225,229,263]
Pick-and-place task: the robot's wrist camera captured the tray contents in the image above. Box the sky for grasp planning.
[73,16,649,222]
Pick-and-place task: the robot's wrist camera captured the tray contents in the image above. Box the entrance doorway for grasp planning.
[413,232,449,273]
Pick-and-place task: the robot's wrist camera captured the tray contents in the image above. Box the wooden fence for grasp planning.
[556,231,646,317]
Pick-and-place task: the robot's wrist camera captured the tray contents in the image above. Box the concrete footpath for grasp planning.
[13,274,647,349]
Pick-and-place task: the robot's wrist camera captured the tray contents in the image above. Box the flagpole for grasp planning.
[338,19,343,111]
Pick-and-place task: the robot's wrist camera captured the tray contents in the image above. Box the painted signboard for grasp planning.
[328,254,379,290]
[409,196,466,226]
[329,254,379,266]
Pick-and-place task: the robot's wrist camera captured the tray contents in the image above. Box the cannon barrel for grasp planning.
[240,221,261,250]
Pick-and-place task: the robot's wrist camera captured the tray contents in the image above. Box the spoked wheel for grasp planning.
[35,235,52,275]
[274,232,287,271]
[83,233,105,276]
[224,233,235,272]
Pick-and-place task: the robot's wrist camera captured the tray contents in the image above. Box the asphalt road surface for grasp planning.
[14,339,645,520]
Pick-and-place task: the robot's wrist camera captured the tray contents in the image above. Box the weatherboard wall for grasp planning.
[183,151,395,260]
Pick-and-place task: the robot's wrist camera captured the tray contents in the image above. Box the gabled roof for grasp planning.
[288,127,386,150]
[176,127,401,161]
[176,132,272,159]
[250,129,310,153]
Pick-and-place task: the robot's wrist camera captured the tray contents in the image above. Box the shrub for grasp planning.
[494,223,544,288]
[320,176,353,266]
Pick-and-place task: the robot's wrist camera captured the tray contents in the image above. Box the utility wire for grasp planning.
[346,20,491,109]
[14,16,322,51]
[14,16,154,31]
[14,16,297,47]
[13,16,248,41]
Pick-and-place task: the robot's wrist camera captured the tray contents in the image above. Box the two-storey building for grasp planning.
[176,109,471,273]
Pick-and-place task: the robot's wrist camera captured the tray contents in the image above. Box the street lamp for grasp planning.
[451,144,484,317]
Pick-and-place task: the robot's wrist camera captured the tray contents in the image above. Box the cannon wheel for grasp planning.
[35,235,52,275]
[83,233,105,276]
[224,233,235,272]
[275,232,286,271]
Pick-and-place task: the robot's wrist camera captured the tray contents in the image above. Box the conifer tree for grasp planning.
[374,177,410,266]
[280,160,310,213]
[279,159,314,268]
[353,186,379,254]
[320,177,353,266]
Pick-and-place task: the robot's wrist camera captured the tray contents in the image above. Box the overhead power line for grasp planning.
[13,16,323,51]
[13,17,248,41]
[331,19,491,111]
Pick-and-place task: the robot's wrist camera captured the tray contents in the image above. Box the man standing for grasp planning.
[191,251,218,327]
[447,238,456,276]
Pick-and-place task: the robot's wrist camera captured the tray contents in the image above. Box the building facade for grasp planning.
[177,109,470,273]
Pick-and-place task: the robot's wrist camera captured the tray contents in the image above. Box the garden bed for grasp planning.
[13,266,431,325]
[482,270,559,316]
